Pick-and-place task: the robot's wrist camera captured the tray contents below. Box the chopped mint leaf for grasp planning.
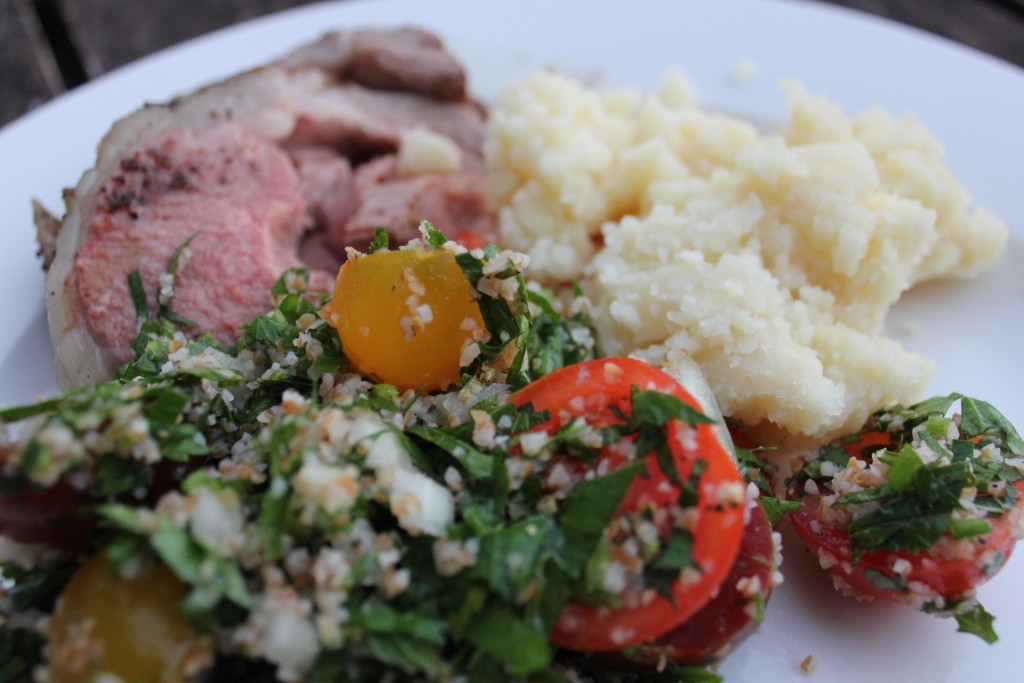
[406,425,494,481]
[846,493,951,557]
[243,311,293,347]
[833,487,893,506]
[367,227,390,254]
[463,606,552,676]
[651,529,696,572]
[419,220,448,249]
[453,250,526,373]
[677,459,708,509]
[473,516,560,602]
[888,445,924,491]
[645,529,697,602]
[901,394,961,425]
[160,308,199,329]
[863,568,908,593]
[127,269,149,321]
[150,523,206,584]
[803,444,852,482]
[760,496,803,526]
[961,397,1024,454]
[90,454,147,496]
[955,603,999,644]
[629,387,714,429]
[557,460,644,578]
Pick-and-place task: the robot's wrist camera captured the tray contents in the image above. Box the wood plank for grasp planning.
[53,0,1024,78]
[827,0,1024,67]
[5,0,1024,130]
[55,0,323,77]
[0,0,64,127]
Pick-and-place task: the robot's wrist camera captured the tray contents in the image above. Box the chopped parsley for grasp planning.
[789,394,1024,643]
[0,237,724,682]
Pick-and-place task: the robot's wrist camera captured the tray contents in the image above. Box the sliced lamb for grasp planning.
[41,27,488,389]
[75,123,334,362]
[280,28,467,100]
[333,154,495,252]
[288,146,358,245]
[284,80,486,156]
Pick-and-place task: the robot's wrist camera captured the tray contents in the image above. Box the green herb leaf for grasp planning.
[760,496,803,526]
[406,425,494,481]
[863,568,908,593]
[955,603,999,644]
[651,529,695,572]
[150,523,206,584]
[630,388,714,429]
[91,454,147,496]
[127,269,149,321]
[832,486,893,506]
[0,396,65,422]
[961,397,1024,455]
[243,311,293,347]
[557,460,644,578]
[420,221,448,249]
[888,445,924,491]
[463,606,551,676]
[367,227,390,254]
[473,516,561,602]
[948,517,992,539]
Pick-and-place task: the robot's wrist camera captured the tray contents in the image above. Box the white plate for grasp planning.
[1,0,1022,680]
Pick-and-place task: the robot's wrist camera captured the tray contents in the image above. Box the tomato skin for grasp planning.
[449,229,491,251]
[321,247,484,392]
[620,502,776,665]
[788,425,1024,606]
[511,357,746,651]
[790,483,1023,605]
[0,447,92,551]
[0,477,95,552]
[47,551,213,683]
[0,456,198,554]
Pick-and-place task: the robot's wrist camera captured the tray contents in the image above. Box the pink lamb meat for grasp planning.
[40,27,491,389]
[75,123,332,357]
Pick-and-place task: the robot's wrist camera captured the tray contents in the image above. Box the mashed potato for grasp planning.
[486,72,1007,440]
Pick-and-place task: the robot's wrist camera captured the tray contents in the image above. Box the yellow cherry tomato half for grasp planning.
[47,551,212,683]
[321,247,485,392]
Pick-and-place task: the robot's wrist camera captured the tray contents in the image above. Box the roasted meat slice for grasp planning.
[40,27,490,389]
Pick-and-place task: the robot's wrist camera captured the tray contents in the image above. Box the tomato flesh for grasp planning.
[321,247,484,392]
[47,551,212,683]
[788,426,1024,606]
[0,479,94,552]
[627,502,776,664]
[512,357,746,651]
[790,484,1023,605]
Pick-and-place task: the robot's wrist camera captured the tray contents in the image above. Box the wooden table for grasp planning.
[3,0,1024,129]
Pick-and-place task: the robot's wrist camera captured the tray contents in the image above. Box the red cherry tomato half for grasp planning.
[622,502,776,665]
[511,357,746,651]
[0,479,95,552]
[790,483,1024,605]
[0,456,197,554]
[449,229,492,251]
[47,551,212,683]
[788,428,1024,605]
